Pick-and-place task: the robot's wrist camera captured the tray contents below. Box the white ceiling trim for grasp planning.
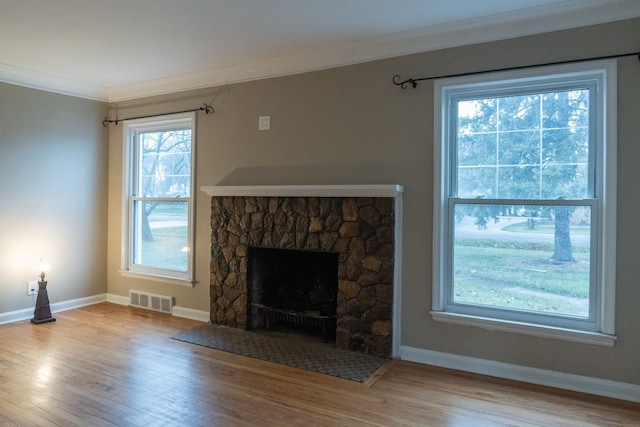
[4,0,639,103]
[0,62,108,101]
[108,0,639,103]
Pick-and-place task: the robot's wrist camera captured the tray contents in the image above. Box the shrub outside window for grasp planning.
[432,60,616,345]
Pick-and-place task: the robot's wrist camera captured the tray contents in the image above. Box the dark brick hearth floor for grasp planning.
[173,324,388,383]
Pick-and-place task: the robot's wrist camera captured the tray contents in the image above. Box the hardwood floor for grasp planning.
[0,303,638,426]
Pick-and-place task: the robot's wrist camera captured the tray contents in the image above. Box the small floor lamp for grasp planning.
[31,262,55,324]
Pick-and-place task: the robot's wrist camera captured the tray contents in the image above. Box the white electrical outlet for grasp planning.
[27,281,38,296]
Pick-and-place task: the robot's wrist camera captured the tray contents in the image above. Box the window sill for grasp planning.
[430,311,616,347]
[119,270,195,287]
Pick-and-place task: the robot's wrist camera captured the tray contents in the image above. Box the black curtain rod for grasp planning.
[103,103,214,126]
[392,51,640,89]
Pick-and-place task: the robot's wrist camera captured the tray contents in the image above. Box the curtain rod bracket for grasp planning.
[103,103,214,127]
[392,75,418,89]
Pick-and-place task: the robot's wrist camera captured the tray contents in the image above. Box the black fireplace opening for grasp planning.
[247,246,339,341]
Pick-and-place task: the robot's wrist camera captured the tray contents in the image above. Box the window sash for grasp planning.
[448,80,598,201]
[129,197,191,273]
[133,129,193,198]
[443,198,598,331]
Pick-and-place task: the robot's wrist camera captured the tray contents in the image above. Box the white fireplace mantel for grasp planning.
[201,183,404,358]
[201,184,403,198]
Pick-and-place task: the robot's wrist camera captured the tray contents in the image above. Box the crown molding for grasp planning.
[2,0,639,102]
[0,62,108,101]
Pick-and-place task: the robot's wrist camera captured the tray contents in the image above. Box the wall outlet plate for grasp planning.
[27,280,38,296]
[258,115,271,130]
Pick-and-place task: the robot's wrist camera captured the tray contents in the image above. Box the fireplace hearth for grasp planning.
[204,185,403,359]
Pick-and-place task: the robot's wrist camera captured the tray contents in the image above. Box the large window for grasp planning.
[432,61,616,345]
[122,113,195,283]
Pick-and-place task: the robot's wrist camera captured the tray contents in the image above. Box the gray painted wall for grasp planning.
[105,17,639,385]
[0,83,108,311]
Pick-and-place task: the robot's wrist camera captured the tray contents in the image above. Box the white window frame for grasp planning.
[432,60,617,346]
[120,112,196,285]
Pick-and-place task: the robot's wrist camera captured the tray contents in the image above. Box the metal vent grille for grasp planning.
[130,291,140,306]
[151,296,161,311]
[129,290,174,314]
[161,297,172,313]
[140,293,149,308]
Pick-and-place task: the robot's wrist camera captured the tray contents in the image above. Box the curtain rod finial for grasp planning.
[393,74,418,89]
[202,103,214,114]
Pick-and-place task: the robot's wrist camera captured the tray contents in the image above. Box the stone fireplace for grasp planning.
[202,185,403,359]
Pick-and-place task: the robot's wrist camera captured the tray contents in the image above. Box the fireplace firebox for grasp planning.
[247,247,338,341]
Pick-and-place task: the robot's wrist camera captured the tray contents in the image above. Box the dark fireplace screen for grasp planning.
[247,246,339,340]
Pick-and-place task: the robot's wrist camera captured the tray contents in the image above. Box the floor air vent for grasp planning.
[129,290,174,314]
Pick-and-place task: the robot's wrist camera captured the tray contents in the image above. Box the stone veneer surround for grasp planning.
[202,185,403,358]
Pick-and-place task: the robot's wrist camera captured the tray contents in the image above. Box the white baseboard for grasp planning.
[0,293,108,325]
[106,293,130,306]
[54,293,108,312]
[0,293,209,325]
[400,345,640,403]
[0,308,33,325]
[172,306,209,322]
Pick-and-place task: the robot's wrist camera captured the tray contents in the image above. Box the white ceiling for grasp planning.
[1,0,638,102]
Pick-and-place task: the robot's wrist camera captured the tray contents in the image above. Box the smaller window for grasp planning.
[122,113,196,283]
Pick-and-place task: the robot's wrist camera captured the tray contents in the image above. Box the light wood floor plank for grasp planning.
[0,303,637,426]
